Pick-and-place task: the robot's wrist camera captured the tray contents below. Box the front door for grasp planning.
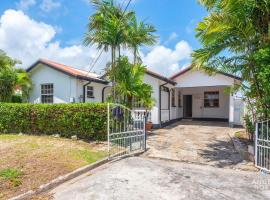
[183,95,192,118]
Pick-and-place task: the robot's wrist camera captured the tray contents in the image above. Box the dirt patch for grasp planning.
[0,134,107,200]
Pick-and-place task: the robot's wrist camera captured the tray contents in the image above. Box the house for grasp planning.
[27,59,243,128]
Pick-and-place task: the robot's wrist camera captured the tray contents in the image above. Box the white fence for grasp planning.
[107,104,146,160]
[255,119,270,172]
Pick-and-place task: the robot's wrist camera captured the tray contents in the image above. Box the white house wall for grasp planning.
[29,64,77,103]
[174,70,234,88]
[79,81,105,103]
[143,74,161,125]
[179,86,230,119]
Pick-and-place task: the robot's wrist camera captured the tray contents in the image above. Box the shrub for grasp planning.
[243,114,255,142]
[0,103,107,140]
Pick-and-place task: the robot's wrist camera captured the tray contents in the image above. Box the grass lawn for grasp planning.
[0,134,107,200]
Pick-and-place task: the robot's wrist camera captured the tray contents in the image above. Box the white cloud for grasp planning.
[0,9,191,77]
[142,40,192,76]
[40,0,61,12]
[0,9,110,74]
[16,0,36,10]
[164,32,178,44]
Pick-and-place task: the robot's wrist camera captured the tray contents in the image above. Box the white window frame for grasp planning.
[41,83,54,104]
[204,91,219,108]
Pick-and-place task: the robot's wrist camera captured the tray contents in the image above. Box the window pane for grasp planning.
[41,84,53,103]
[87,86,94,98]
[204,91,219,108]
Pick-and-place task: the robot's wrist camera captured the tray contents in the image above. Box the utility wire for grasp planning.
[85,0,132,76]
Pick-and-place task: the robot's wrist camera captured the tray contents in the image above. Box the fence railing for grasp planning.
[255,119,270,172]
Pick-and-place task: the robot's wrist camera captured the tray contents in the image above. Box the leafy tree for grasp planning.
[0,50,32,102]
[193,0,270,119]
[107,56,154,109]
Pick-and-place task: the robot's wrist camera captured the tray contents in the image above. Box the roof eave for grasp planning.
[27,60,108,84]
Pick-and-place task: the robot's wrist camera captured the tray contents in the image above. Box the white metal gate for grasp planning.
[107,103,146,160]
[255,119,270,172]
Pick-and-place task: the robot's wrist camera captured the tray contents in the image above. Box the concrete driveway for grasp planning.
[145,121,255,170]
[50,157,269,200]
[46,121,264,199]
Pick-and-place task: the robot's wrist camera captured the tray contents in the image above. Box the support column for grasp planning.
[229,94,234,127]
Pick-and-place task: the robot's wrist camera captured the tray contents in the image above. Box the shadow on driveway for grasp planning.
[145,121,256,171]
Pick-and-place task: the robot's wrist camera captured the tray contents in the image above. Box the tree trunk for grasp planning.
[133,47,137,65]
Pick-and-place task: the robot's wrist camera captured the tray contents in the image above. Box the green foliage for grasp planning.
[193,0,270,119]
[107,56,154,109]
[0,50,32,102]
[243,114,255,141]
[11,95,22,103]
[0,168,22,187]
[0,103,108,140]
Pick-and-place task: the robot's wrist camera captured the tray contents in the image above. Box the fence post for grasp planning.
[255,122,258,167]
[144,114,147,151]
[107,103,110,159]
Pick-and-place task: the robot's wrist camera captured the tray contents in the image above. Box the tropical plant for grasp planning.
[193,0,270,120]
[84,0,157,103]
[0,50,32,102]
[84,0,133,68]
[107,56,154,109]
[127,15,157,64]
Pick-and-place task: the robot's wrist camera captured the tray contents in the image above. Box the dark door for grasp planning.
[183,95,192,118]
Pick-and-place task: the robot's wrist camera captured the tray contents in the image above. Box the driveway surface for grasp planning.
[145,121,255,170]
[50,157,269,200]
[47,121,264,200]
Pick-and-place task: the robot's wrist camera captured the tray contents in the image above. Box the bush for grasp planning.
[243,114,255,142]
[0,103,107,140]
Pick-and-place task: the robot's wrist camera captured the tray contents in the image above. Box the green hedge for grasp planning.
[0,103,107,140]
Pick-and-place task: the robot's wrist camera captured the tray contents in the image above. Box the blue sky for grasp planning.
[0,0,207,76]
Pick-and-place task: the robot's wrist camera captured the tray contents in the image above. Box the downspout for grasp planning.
[102,86,111,102]
[159,82,169,127]
[83,81,91,103]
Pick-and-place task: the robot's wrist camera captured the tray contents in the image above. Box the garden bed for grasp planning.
[0,134,107,200]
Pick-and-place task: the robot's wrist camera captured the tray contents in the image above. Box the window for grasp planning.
[41,84,53,103]
[178,91,182,107]
[204,91,219,107]
[171,89,176,107]
[87,86,94,98]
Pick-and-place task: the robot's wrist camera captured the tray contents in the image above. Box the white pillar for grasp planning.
[229,94,234,127]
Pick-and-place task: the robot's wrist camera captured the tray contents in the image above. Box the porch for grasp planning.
[160,85,241,127]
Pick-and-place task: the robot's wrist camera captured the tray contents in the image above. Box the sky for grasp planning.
[0,0,207,76]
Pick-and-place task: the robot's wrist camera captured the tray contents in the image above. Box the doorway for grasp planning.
[183,95,192,118]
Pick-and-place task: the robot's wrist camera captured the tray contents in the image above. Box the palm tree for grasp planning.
[108,56,153,108]
[193,0,270,118]
[127,15,157,64]
[84,0,133,68]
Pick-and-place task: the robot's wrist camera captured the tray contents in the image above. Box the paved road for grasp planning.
[145,121,255,170]
[50,157,270,200]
